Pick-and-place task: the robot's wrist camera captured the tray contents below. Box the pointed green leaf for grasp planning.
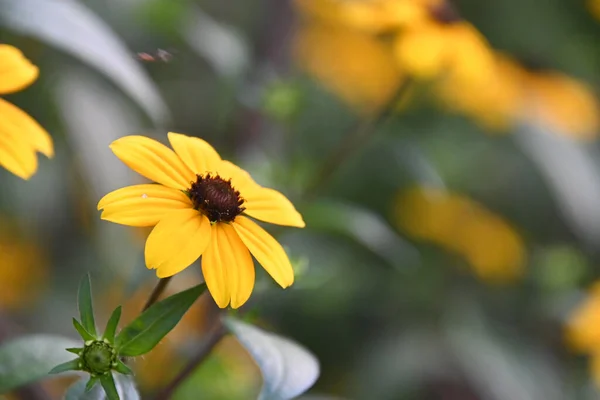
[100,373,120,400]
[115,284,206,356]
[66,347,83,355]
[225,318,320,400]
[65,375,140,400]
[73,318,96,341]
[49,358,81,374]
[103,306,122,343]
[78,273,97,337]
[114,359,133,375]
[0,334,81,393]
[85,376,100,392]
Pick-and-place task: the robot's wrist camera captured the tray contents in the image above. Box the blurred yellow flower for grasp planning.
[0,226,47,310]
[523,70,600,139]
[98,133,305,308]
[294,23,404,115]
[0,44,53,179]
[295,0,439,33]
[393,20,494,83]
[588,0,600,20]
[435,53,600,138]
[396,187,525,283]
[565,282,600,354]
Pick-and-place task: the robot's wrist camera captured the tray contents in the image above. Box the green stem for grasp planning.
[304,78,414,200]
[154,322,227,400]
[142,277,172,312]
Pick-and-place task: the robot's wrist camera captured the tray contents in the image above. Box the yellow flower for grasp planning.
[523,69,600,139]
[294,23,404,115]
[98,133,305,308]
[588,0,600,20]
[0,45,53,179]
[393,20,494,83]
[565,282,600,354]
[396,187,525,283]
[295,0,439,33]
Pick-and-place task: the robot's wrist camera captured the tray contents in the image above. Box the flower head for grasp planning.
[98,133,305,308]
[0,45,53,179]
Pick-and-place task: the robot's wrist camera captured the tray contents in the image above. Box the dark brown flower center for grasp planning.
[188,174,245,223]
[429,1,462,24]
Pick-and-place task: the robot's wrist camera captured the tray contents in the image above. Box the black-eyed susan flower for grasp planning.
[295,0,439,33]
[392,2,495,84]
[396,187,525,283]
[0,44,53,179]
[294,23,404,115]
[98,133,305,308]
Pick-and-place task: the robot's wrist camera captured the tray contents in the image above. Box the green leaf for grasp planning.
[64,374,140,400]
[224,318,320,400]
[100,373,120,400]
[0,334,81,393]
[78,273,97,337]
[85,376,99,392]
[304,200,420,271]
[66,347,83,355]
[115,283,206,356]
[113,359,133,375]
[73,318,96,341]
[48,358,81,374]
[103,306,122,343]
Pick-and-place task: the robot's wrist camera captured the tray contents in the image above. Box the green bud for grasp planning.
[81,340,117,375]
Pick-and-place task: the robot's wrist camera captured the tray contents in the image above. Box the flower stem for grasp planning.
[154,322,227,400]
[142,277,172,312]
[305,78,414,199]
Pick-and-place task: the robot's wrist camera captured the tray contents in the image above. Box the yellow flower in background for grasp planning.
[0,225,47,310]
[565,282,600,354]
[434,53,522,131]
[98,133,305,308]
[393,20,494,83]
[294,23,404,115]
[295,0,439,33]
[0,45,53,179]
[588,0,600,20]
[396,187,525,283]
[523,70,600,139]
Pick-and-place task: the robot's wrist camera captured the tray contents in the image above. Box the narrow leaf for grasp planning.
[0,334,81,393]
[100,373,120,400]
[65,375,140,400]
[114,359,133,375]
[78,273,97,337]
[103,306,122,343]
[225,318,320,400]
[85,376,99,392]
[115,284,206,356]
[66,347,83,355]
[49,358,81,374]
[73,318,96,341]
[0,0,169,124]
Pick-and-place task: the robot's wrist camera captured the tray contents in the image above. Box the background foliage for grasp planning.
[2,0,600,399]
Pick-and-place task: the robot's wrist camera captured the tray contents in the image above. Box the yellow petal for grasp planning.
[98,184,192,227]
[202,223,255,308]
[214,160,256,192]
[0,45,39,94]
[393,26,448,79]
[232,216,294,288]
[0,119,37,179]
[167,132,222,175]
[145,209,211,277]
[0,99,53,157]
[110,136,195,190]
[243,187,305,227]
